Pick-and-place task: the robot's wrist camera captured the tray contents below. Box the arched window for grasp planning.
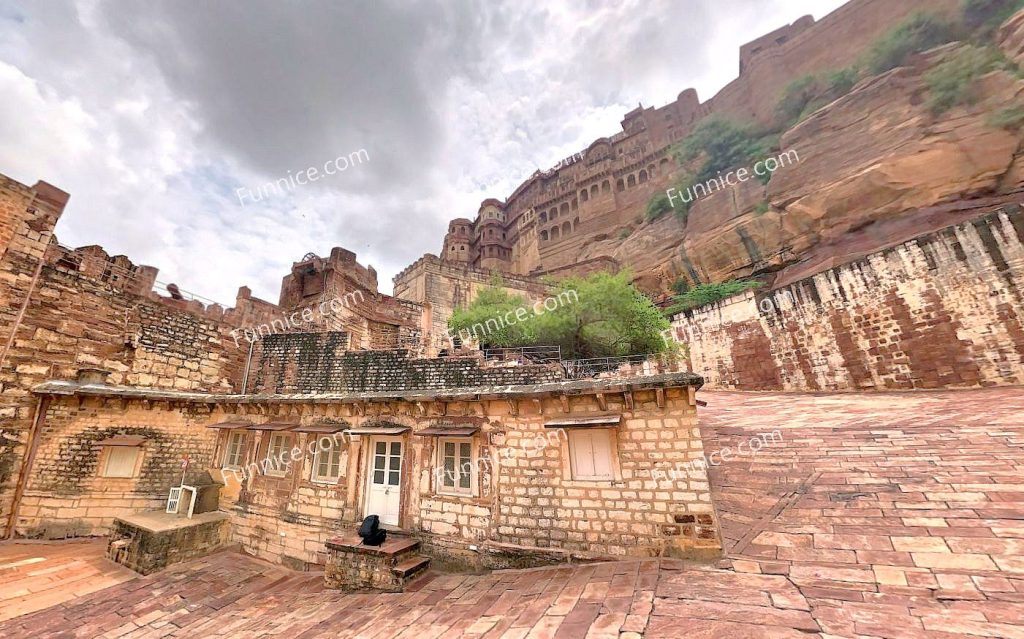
[571,198,578,211]
[648,163,655,176]
[540,230,548,241]
[562,221,571,235]
[551,226,560,240]
[540,211,547,223]
[638,170,648,184]
[573,217,579,229]
[550,207,557,220]
[560,202,569,215]
[616,178,625,192]
[660,158,669,171]
[580,189,589,202]
[627,174,636,188]
[602,180,610,193]
[591,185,598,198]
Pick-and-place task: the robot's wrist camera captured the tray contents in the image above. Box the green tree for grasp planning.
[448,286,535,348]
[447,272,669,359]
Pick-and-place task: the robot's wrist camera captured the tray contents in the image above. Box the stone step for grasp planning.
[325,533,420,560]
[391,555,430,580]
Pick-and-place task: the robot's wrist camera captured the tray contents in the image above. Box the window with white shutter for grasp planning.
[312,437,344,483]
[567,429,615,480]
[223,431,245,468]
[265,433,291,477]
[436,437,475,495]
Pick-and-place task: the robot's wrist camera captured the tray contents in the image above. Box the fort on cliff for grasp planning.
[2,0,1024,544]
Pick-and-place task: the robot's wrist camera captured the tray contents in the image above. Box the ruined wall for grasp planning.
[670,207,1024,390]
[247,339,564,394]
[0,172,263,537]
[393,255,549,353]
[13,398,219,538]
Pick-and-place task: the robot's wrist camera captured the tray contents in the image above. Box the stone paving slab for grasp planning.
[1,387,1023,638]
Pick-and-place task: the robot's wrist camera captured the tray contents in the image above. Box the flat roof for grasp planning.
[32,371,703,405]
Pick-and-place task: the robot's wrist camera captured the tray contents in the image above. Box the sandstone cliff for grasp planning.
[576,14,1024,295]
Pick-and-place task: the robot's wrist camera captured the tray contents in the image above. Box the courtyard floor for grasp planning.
[1,387,1023,638]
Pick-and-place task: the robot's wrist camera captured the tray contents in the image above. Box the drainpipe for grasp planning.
[241,337,255,393]
[5,395,50,539]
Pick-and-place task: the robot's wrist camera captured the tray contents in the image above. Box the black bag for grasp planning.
[358,514,387,546]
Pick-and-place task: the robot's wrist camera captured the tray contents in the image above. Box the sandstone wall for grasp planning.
[393,255,549,353]
[13,398,219,538]
[216,387,716,569]
[1,173,263,537]
[669,207,1024,391]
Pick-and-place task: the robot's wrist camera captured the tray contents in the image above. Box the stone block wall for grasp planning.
[393,255,549,354]
[108,513,231,575]
[13,398,219,538]
[482,389,717,562]
[247,340,564,394]
[670,207,1024,390]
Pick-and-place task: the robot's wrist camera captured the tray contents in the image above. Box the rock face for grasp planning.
[586,38,1024,293]
[1002,8,1024,66]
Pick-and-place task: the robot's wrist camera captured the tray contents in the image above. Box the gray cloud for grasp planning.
[0,0,846,303]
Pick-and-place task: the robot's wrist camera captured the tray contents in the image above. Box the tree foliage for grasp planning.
[863,13,957,75]
[672,118,765,184]
[447,271,669,359]
[664,280,763,316]
[925,45,1010,113]
[962,0,1024,39]
[448,286,535,348]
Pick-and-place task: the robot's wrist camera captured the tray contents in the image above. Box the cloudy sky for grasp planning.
[0,0,845,305]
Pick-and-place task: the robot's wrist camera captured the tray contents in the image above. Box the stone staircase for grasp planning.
[324,533,431,592]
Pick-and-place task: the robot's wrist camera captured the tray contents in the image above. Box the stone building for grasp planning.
[19,350,717,570]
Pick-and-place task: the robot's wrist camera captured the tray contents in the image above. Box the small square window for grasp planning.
[311,437,344,483]
[101,446,141,478]
[567,429,615,481]
[437,437,474,496]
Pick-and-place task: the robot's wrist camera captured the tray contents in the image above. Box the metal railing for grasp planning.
[480,345,561,364]
[560,353,677,380]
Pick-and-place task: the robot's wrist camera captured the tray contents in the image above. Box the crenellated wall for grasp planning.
[670,206,1024,391]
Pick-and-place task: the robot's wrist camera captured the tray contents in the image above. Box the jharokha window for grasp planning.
[223,431,245,469]
[438,438,474,496]
[312,437,343,483]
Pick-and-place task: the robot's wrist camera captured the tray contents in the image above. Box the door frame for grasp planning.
[363,435,405,526]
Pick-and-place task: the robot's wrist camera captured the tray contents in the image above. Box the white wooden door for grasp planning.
[365,437,403,525]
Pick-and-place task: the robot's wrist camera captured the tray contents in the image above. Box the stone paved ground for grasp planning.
[1,387,1022,638]
[0,538,136,623]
